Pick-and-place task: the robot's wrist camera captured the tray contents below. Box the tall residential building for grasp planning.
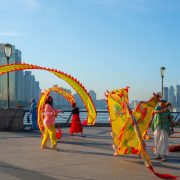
[34,81,41,102]
[89,90,97,107]
[163,87,168,101]
[169,86,176,106]
[132,100,140,109]
[0,44,7,101]
[0,43,23,101]
[0,43,41,107]
[63,88,72,109]
[74,93,84,108]
[23,71,40,103]
[50,86,72,109]
[176,85,180,107]
[51,91,60,107]
[96,99,106,109]
[15,49,24,101]
[24,71,31,102]
[31,75,35,99]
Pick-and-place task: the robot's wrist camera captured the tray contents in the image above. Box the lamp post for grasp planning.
[160,67,166,98]
[4,43,12,108]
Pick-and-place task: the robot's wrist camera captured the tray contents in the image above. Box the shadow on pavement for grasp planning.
[0,161,56,180]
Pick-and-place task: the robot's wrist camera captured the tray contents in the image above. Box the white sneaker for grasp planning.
[161,155,167,162]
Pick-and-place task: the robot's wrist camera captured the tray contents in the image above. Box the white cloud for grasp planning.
[0,32,29,37]
[24,0,38,9]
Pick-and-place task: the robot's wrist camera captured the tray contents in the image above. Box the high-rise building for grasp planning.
[23,71,40,103]
[0,43,22,102]
[176,85,180,107]
[34,81,41,102]
[30,75,35,99]
[0,44,7,101]
[63,88,72,109]
[169,86,176,106]
[96,99,106,109]
[163,87,168,101]
[89,90,97,107]
[0,43,41,107]
[74,93,84,108]
[51,91,59,107]
[24,71,32,102]
[15,49,24,101]
[50,86,72,109]
[132,100,140,109]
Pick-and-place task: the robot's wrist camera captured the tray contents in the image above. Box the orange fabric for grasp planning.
[169,145,180,152]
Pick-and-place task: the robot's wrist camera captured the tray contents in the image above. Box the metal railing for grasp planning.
[23,109,180,126]
[170,112,180,124]
[24,109,110,128]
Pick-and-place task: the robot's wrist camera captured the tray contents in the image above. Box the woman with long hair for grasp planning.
[69,102,85,137]
[41,96,63,150]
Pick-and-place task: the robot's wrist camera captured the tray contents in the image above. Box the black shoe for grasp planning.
[154,155,161,160]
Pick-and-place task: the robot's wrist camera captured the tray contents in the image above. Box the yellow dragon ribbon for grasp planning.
[106,87,177,179]
[0,63,96,126]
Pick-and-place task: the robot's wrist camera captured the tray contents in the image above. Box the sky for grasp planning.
[0,0,180,101]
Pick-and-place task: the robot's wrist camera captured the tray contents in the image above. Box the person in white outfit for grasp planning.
[151,100,172,162]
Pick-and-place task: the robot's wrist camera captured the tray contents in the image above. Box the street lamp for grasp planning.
[160,66,166,98]
[4,43,12,108]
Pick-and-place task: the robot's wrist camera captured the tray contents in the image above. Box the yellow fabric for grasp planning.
[38,90,50,133]
[107,88,133,154]
[37,85,76,134]
[107,89,176,180]
[133,95,160,139]
[129,111,152,167]
[41,125,57,147]
[107,87,160,157]
[0,63,96,126]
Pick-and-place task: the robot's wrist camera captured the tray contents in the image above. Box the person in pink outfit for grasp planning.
[41,96,63,150]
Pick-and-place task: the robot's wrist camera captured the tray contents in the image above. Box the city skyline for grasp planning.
[0,41,105,109]
[0,1,180,101]
[163,85,180,108]
[0,43,41,107]
[1,42,180,105]
[51,88,106,109]
[1,43,180,110]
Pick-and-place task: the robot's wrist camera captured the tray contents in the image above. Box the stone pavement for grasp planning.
[0,127,179,180]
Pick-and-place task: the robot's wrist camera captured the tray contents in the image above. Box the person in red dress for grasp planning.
[69,103,85,137]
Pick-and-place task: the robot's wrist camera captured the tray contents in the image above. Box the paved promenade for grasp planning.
[0,127,179,180]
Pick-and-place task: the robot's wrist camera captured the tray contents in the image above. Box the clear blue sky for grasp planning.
[0,0,180,101]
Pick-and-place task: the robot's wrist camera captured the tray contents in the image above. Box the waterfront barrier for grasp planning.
[1,108,179,131]
[23,109,180,129]
[0,108,24,131]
